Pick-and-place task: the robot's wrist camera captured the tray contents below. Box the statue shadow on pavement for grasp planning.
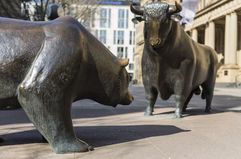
[0,125,190,147]
[154,94,241,117]
[0,94,241,125]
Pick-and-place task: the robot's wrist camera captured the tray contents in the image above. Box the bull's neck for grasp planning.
[164,21,190,56]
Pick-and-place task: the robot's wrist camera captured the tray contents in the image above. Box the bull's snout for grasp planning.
[149,38,161,47]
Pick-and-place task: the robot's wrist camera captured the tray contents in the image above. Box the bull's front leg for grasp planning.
[174,79,188,118]
[174,60,195,118]
[182,92,194,112]
[174,82,193,118]
[144,87,158,116]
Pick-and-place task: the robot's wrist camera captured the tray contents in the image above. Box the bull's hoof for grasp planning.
[53,139,94,154]
[174,113,182,118]
[144,111,153,116]
[175,109,183,118]
[144,107,153,116]
[205,108,211,113]
[0,138,4,143]
[182,107,187,112]
[175,108,182,118]
[88,145,94,151]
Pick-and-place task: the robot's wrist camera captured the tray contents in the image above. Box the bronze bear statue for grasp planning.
[0,16,133,153]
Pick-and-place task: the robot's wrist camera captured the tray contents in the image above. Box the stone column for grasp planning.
[209,21,215,49]
[204,21,215,49]
[224,14,231,64]
[230,12,237,65]
[192,29,198,42]
[205,23,209,45]
[221,12,239,84]
[225,12,237,65]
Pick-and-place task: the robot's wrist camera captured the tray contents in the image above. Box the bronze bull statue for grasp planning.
[131,1,218,118]
[0,16,133,153]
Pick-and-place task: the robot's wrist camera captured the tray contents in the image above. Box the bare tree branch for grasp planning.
[43,0,49,20]
[22,0,101,22]
[58,0,100,24]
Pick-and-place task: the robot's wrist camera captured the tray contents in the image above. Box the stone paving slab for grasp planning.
[0,86,241,159]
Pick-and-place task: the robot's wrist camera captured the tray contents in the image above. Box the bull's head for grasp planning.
[130,0,182,48]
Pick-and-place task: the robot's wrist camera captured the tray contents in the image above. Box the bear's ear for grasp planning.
[118,58,129,67]
[132,17,145,24]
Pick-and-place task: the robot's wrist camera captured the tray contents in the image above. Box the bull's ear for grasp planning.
[132,17,145,24]
[118,58,129,67]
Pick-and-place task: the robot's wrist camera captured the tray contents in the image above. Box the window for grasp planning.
[133,48,135,61]
[126,10,129,28]
[117,47,124,58]
[99,30,107,44]
[129,63,134,70]
[129,31,132,45]
[118,9,129,28]
[125,47,128,58]
[95,30,98,37]
[117,31,124,44]
[114,30,116,44]
[129,31,136,45]
[133,31,135,44]
[118,9,125,28]
[96,30,107,44]
[108,9,111,28]
[100,9,107,28]
[224,70,228,76]
[100,8,111,28]
[91,11,95,28]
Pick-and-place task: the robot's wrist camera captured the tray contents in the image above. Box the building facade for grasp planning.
[84,1,136,79]
[185,0,241,84]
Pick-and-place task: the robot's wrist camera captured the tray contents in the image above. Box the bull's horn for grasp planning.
[168,1,182,15]
[130,3,144,16]
[119,59,129,67]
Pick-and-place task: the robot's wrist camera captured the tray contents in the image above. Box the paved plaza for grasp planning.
[0,85,241,159]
